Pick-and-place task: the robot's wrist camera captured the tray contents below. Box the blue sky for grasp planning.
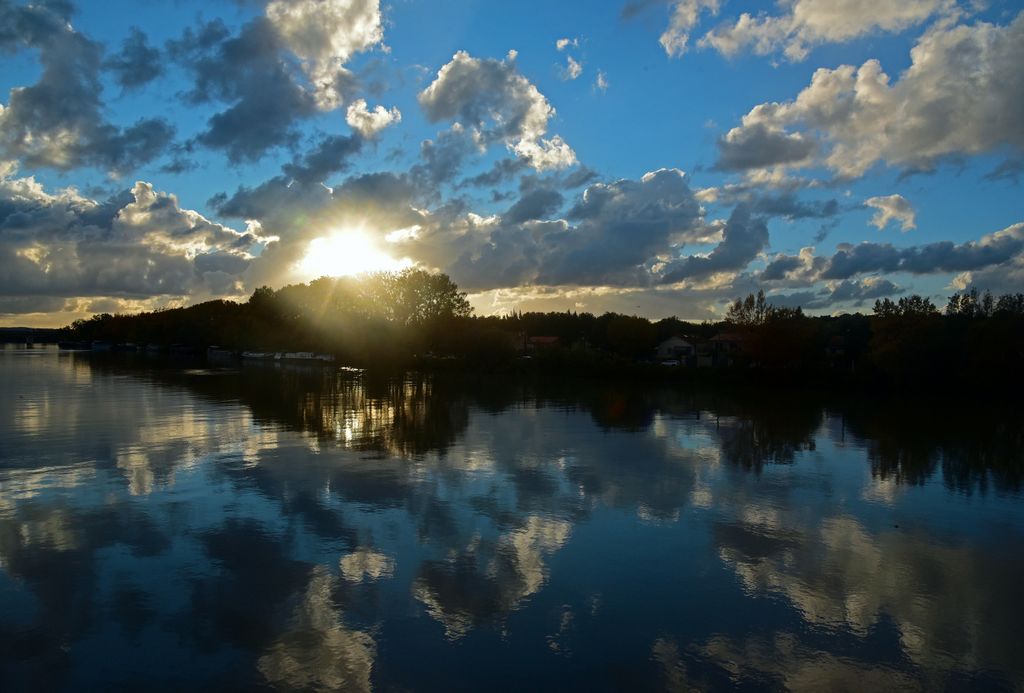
[1,0,1021,325]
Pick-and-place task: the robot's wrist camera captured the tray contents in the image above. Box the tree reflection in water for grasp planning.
[1,350,1022,690]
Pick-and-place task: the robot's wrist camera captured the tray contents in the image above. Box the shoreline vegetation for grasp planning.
[10,269,1024,392]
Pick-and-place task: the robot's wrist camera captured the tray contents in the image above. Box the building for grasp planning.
[527,336,560,351]
[655,336,694,361]
[696,332,747,367]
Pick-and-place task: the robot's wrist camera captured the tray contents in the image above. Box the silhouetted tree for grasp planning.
[726,290,770,326]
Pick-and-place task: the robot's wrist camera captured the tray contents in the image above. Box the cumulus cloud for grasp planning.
[949,252,1024,297]
[265,0,384,110]
[761,247,826,283]
[772,277,903,310]
[865,194,916,231]
[595,70,609,92]
[822,223,1024,279]
[827,277,901,303]
[717,123,816,171]
[345,98,401,137]
[699,0,953,61]
[213,168,421,289]
[659,204,769,284]
[502,186,564,224]
[0,2,173,173]
[418,51,576,171]
[0,170,265,312]
[758,221,1024,287]
[555,37,578,51]
[659,0,721,56]
[384,168,707,290]
[169,0,384,163]
[716,13,1024,177]
[168,18,318,162]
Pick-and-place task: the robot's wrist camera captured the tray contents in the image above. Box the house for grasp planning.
[825,335,849,370]
[696,332,747,367]
[503,331,527,353]
[527,336,560,351]
[655,336,694,362]
[825,335,846,357]
[710,332,746,367]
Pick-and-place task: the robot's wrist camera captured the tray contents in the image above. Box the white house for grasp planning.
[655,336,694,360]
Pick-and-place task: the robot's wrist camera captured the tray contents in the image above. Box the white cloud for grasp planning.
[595,70,609,92]
[717,13,1024,177]
[699,0,954,61]
[512,135,577,171]
[561,55,583,81]
[0,170,265,310]
[418,51,576,170]
[345,99,401,137]
[865,194,916,231]
[660,0,722,56]
[555,37,579,51]
[266,0,385,109]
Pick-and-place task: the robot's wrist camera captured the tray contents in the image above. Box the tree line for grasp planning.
[65,271,1024,388]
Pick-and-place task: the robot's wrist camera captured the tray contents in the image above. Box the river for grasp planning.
[1,345,1022,690]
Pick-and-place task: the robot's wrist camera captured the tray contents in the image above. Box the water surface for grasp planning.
[1,346,1022,690]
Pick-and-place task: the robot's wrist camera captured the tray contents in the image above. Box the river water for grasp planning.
[1,345,1022,691]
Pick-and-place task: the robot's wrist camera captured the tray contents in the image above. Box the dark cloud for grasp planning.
[757,223,1024,291]
[502,187,563,224]
[0,2,174,173]
[410,125,481,189]
[559,165,601,189]
[104,27,162,91]
[716,123,815,171]
[828,278,901,303]
[984,157,1024,183]
[166,0,384,165]
[281,134,364,184]
[822,225,1024,279]
[659,205,769,283]
[459,157,528,189]
[620,0,667,20]
[0,294,67,314]
[813,220,837,243]
[393,168,706,290]
[761,254,804,281]
[168,18,318,163]
[159,154,198,175]
[770,279,901,311]
[749,192,839,220]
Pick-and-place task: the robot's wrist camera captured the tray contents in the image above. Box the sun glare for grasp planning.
[297,229,412,279]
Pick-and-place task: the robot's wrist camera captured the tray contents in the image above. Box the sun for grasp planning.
[297,228,412,279]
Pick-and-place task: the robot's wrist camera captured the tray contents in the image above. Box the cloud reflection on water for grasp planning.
[0,348,1022,689]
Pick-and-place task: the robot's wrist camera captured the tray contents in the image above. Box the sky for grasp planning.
[0,0,1022,327]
